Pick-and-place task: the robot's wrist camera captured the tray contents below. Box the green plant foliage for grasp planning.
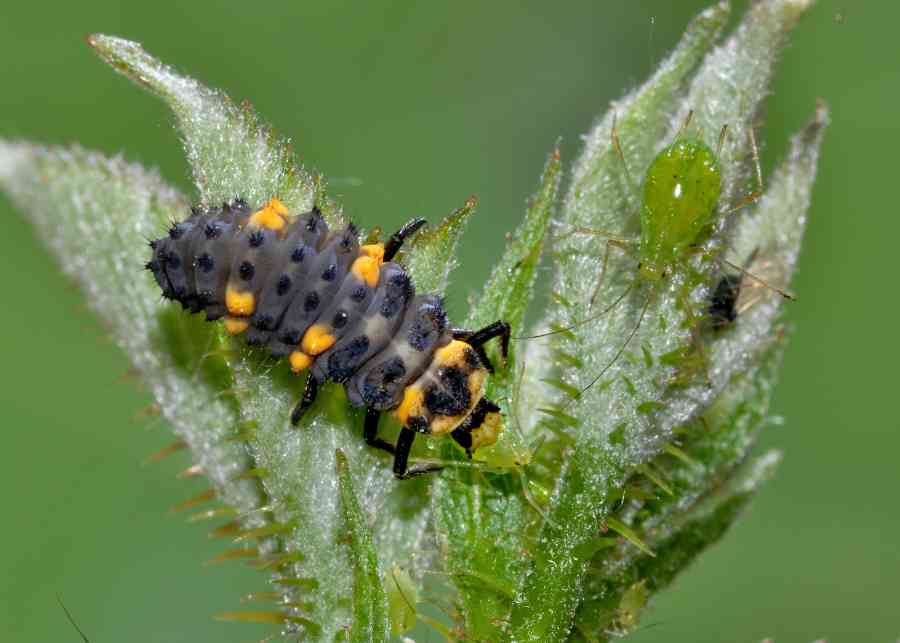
[0,1,826,640]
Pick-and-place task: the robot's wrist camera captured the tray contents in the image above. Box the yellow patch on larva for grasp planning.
[223,317,249,335]
[429,412,467,437]
[351,255,381,288]
[247,197,289,232]
[467,368,486,401]
[289,351,312,373]
[225,286,255,316]
[359,243,385,262]
[433,340,470,369]
[394,385,424,426]
[301,324,336,356]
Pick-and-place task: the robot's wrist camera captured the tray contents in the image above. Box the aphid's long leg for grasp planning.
[290,374,320,425]
[393,429,443,479]
[554,225,629,247]
[581,292,652,394]
[383,217,428,261]
[717,256,795,300]
[723,125,764,214]
[517,281,634,340]
[590,238,632,308]
[363,408,398,455]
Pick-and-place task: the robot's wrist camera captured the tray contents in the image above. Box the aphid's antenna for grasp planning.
[56,593,91,643]
[674,110,694,141]
[716,124,728,158]
[581,293,652,394]
[515,282,635,340]
[611,113,640,208]
[719,256,796,300]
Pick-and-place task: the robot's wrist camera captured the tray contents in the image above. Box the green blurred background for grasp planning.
[0,1,894,641]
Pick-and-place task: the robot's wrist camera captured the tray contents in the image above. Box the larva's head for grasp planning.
[393,339,502,452]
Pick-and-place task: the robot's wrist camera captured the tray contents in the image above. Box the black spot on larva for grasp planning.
[281,329,301,345]
[425,367,470,416]
[248,230,265,247]
[322,264,337,281]
[276,275,292,296]
[169,223,188,239]
[407,303,446,351]
[291,246,305,263]
[239,261,255,281]
[327,336,370,382]
[197,253,214,273]
[361,357,407,407]
[333,310,349,329]
[255,314,275,330]
[204,222,221,239]
[304,292,320,312]
[306,214,318,231]
[165,253,181,269]
[340,235,353,251]
[351,286,367,302]
[380,274,411,318]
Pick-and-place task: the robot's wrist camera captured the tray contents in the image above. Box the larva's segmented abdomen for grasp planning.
[147,198,508,476]
[146,199,451,412]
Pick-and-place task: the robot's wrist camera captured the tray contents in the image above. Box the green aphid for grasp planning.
[637,136,722,282]
[528,112,791,393]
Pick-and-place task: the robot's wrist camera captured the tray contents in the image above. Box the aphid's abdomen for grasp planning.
[639,140,722,278]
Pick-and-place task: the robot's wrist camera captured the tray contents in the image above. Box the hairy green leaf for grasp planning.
[431,146,561,638]
[0,142,264,522]
[336,449,390,642]
[88,34,319,216]
[507,2,818,640]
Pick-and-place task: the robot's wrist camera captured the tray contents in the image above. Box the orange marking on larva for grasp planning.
[226,286,255,316]
[289,351,312,373]
[351,255,381,288]
[246,198,289,232]
[394,385,424,426]
[223,317,249,335]
[360,243,385,261]
[301,324,336,356]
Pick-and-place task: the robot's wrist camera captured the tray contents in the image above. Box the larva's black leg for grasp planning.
[453,320,511,373]
[452,327,495,373]
[383,218,427,262]
[363,408,397,455]
[393,428,443,479]
[467,320,511,357]
[290,374,320,425]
